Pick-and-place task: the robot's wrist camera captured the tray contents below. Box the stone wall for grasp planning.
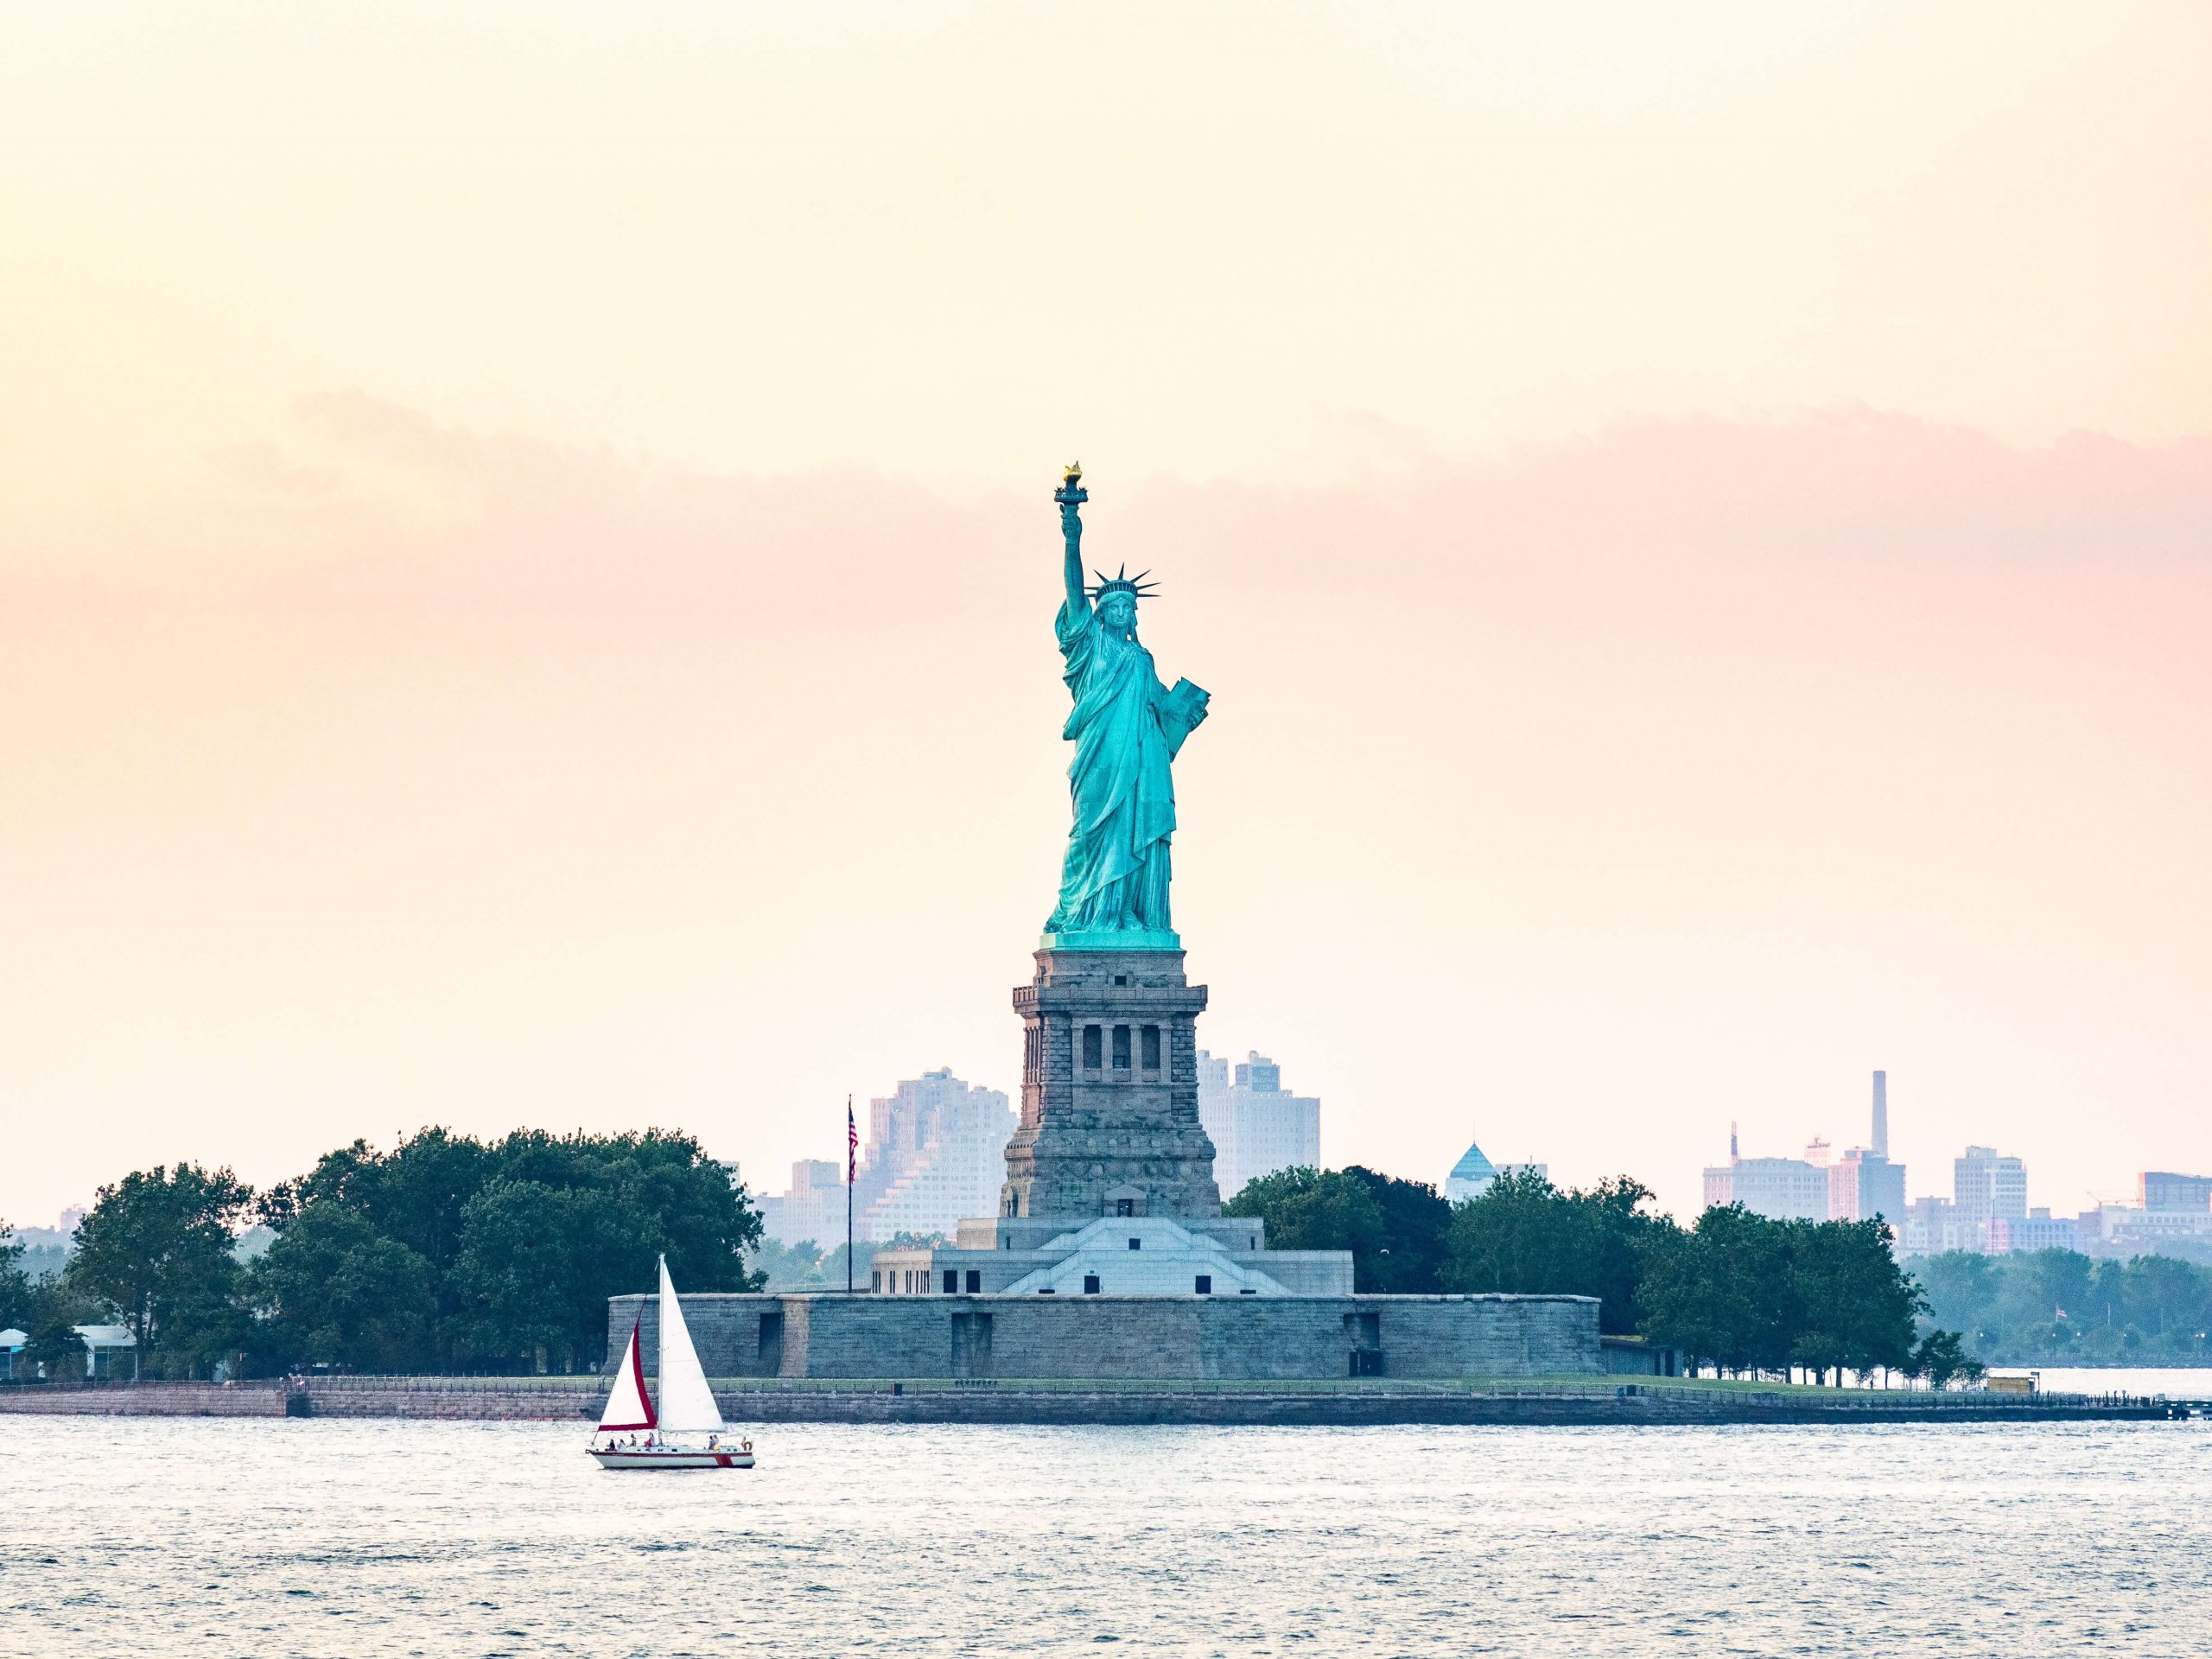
[1002,948,1220,1221]
[611,1291,1602,1382]
[0,1383,286,1415]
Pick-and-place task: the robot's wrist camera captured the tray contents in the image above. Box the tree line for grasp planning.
[1228,1166,1981,1386]
[2,1128,760,1380]
[1913,1247,2212,1364]
[9,1145,2017,1388]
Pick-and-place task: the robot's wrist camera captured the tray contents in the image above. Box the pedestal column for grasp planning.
[997,949,1220,1222]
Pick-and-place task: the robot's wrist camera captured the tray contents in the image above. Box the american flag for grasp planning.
[847,1096,857,1185]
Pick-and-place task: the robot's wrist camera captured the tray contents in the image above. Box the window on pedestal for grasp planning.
[1083,1025,1103,1071]
[1141,1025,1160,1075]
[1112,1025,1131,1071]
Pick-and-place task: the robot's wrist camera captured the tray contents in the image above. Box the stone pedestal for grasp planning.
[996,949,1221,1222]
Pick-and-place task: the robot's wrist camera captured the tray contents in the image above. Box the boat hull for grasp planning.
[591,1446,753,1471]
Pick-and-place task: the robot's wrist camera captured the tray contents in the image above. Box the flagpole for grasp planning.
[846,1093,855,1294]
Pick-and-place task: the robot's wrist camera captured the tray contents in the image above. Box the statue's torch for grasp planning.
[1055,461,1087,509]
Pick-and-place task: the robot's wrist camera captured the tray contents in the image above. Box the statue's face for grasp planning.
[1099,591,1136,631]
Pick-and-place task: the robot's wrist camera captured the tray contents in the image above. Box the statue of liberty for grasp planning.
[1043,465,1210,949]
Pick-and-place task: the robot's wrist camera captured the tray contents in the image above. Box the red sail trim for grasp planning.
[598,1318,657,1431]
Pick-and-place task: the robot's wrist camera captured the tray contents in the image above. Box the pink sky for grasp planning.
[4,4,2210,1227]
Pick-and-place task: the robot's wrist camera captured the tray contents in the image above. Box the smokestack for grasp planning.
[1730,1120,1738,1161]
[1872,1070,1889,1159]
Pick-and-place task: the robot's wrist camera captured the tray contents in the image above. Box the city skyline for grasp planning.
[7,5,2211,1229]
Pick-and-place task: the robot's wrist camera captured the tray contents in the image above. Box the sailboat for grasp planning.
[590,1255,753,1470]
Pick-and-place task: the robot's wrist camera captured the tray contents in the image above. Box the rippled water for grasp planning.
[6,1409,2211,1656]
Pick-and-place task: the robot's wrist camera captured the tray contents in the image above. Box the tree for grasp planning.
[1908,1328,1981,1389]
[64,1165,255,1376]
[250,1204,437,1372]
[261,1125,764,1371]
[0,1222,33,1333]
[1224,1168,1388,1284]
[452,1179,651,1370]
[1331,1167,1452,1294]
[1910,1250,2000,1354]
[24,1305,90,1382]
[749,1237,826,1289]
[261,1128,499,1370]
[1637,1204,1796,1373]
[1447,1171,1669,1334]
[1789,1218,1921,1383]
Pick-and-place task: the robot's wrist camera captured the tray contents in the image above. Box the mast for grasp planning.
[846,1093,855,1294]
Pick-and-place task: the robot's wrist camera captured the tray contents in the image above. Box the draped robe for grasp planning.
[1045,599,1200,937]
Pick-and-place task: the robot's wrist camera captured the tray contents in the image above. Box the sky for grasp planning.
[3,2,2210,1230]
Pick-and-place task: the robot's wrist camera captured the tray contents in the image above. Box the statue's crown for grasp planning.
[1087,563,1159,601]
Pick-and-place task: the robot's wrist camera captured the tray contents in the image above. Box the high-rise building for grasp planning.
[1827,1073,1905,1225]
[1986,1210,2076,1254]
[756,1159,847,1248]
[756,1070,1014,1247]
[2139,1172,2212,1213]
[1828,1148,1906,1225]
[861,1069,1016,1241]
[1197,1049,1321,1200]
[1704,1154,1829,1221]
[1954,1147,2028,1226]
[1444,1138,1498,1204]
[2076,1203,2212,1258]
[1898,1195,1979,1255]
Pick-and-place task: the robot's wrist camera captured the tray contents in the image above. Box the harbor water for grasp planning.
[6,1405,2210,1656]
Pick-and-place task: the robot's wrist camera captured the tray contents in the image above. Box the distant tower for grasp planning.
[1872,1070,1889,1159]
[1729,1121,1738,1161]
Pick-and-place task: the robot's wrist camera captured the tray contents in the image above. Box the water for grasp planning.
[6,1408,2212,1656]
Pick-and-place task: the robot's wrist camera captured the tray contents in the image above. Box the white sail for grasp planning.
[655,1255,725,1436]
[597,1317,656,1432]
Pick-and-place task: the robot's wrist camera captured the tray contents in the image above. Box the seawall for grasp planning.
[606,1291,1605,1382]
[2,1378,2188,1425]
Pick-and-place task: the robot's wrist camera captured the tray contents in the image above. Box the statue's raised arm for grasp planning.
[1056,463,1089,619]
[1041,464,1204,950]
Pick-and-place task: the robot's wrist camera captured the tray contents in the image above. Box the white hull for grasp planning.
[591,1446,753,1471]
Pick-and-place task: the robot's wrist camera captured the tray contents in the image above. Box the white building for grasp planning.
[1898,1196,1981,1255]
[1955,1146,2028,1226]
[1444,1138,1497,1204]
[1986,1211,2077,1254]
[2078,1205,2212,1258]
[1198,1050,1321,1200]
[1706,1156,1830,1221]
[754,1070,1015,1248]
[756,1159,848,1248]
[865,1071,1018,1241]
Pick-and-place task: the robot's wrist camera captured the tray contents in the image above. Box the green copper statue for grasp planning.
[1043,464,1210,950]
